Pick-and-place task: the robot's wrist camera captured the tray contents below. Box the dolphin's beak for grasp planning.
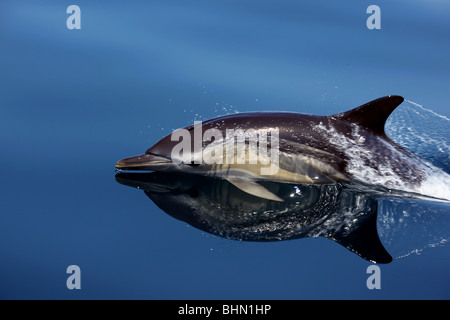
[115,153,173,171]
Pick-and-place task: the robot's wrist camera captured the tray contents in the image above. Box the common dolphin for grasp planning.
[115,96,435,202]
[115,171,393,263]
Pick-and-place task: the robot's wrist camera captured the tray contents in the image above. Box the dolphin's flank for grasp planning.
[116,95,429,201]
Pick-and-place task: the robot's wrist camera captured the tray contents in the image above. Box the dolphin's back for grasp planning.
[191,96,425,188]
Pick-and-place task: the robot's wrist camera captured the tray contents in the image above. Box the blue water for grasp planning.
[1,0,450,299]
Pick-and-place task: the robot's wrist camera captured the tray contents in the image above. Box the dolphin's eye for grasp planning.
[187,162,200,167]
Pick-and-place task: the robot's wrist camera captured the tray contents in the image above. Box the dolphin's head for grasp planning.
[115,123,203,172]
[116,132,181,171]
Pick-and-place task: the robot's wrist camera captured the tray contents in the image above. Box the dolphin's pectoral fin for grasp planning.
[224,177,284,202]
[323,203,392,264]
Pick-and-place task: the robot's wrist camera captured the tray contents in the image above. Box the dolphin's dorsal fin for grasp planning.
[333,95,404,136]
[224,177,284,202]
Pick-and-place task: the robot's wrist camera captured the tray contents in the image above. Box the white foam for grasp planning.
[314,122,450,201]
[416,164,450,201]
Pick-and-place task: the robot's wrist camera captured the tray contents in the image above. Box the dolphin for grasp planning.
[116,95,430,202]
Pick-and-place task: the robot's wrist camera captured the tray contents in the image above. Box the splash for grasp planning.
[377,197,450,260]
[386,100,450,172]
[314,100,450,201]
[386,100,450,201]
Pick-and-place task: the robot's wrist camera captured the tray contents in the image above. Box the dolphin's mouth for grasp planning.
[115,153,173,171]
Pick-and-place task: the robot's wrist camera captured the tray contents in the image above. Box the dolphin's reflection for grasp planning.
[116,172,392,264]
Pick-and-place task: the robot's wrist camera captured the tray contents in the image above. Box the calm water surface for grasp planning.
[1,0,449,299]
